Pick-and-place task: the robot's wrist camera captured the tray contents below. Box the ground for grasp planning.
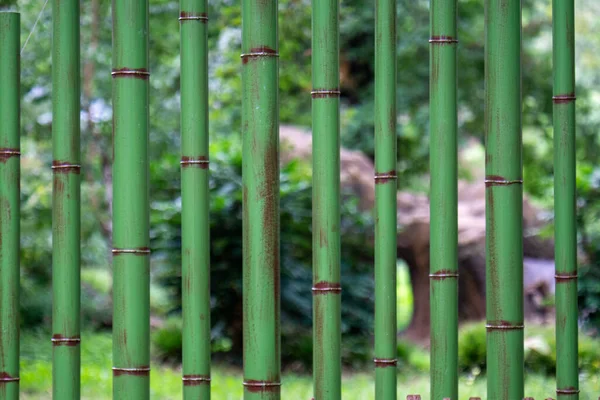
[19,331,600,399]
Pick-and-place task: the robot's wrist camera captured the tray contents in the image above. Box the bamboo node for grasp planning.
[0,375,19,382]
[112,247,151,255]
[242,381,281,387]
[240,52,279,59]
[373,358,398,367]
[0,148,20,158]
[429,36,458,44]
[183,375,211,386]
[311,89,341,98]
[51,162,81,172]
[484,176,523,186]
[312,281,342,294]
[556,388,580,395]
[406,395,422,400]
[485,322,524,331]
[429,272,459,279]
[51,335,81,346]
[243,380,281,392]
[111,68,150,79]
[374,171,397,183]
[179,11,208,22]
[552,94,576,104]
[180,157,210,168]
[112,366,151,376]
[555,273,578,281]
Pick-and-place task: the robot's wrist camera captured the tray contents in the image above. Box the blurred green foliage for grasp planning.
[10,0,600,367]
[458,323,600,376]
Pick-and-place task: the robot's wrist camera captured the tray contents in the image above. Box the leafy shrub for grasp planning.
[150,136,376,368]
[457,322,600,376]
[458,323,487,372]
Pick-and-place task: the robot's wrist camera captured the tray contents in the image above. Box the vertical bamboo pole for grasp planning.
[429,0,458,398]
[179,0,211,398]
[552,0,578,398]
[241,0,280,397]
[311,0,341,396]
[0,11,20,400]
[111,0,150,398]
[485,0,524,399]
[51,0,81,397]
[373,0,397,396]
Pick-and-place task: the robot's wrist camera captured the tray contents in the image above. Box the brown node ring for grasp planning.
[429,36,458,44]
[112,247,151,255]
[552,94,577,104]
[52,163,81,172]
[179,13,208,22]
[0,374,20,382]
[180,159,210,166]
[374,171,397,183]
[555,273,578,281]
[311,89,341,98]
[183,375,211,382]
[112,367,151,376]
[485,323,524,331]
[0,148,20,157]
[429,272,459,278]
[240,52,279,60]
[556,388,580,395]
[374,358,398,367]
[312,282,342,294]
[111,68,150,79]
[484,177,523,186]
[51,336,81,346]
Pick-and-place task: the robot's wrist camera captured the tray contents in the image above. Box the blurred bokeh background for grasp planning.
[2,0,600,397]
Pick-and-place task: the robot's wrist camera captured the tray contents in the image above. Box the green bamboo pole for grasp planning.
[373,0,397,396]
[552,0,578,398]
[485,0,524,399]
[179,0,211,397]
[311,0,341,396]
[429,0,458,398]
[51,0,81,397]
[241,0,280,397]
[0,11,20,400]
[111,0,150,398]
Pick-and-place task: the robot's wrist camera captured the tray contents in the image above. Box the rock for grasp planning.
[280,125,556,340]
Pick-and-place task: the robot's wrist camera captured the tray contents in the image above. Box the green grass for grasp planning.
[18,330,600,399]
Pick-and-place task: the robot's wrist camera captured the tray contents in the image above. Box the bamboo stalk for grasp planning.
[241,0,281,397]
[485,0,524,399]
[51,0,81,397]
[374,0,397,396]
[179,0,211,398]
[311,0,341,396]
[552,0,578,398]
[429,0,458,398]
[0,11,20,400]
[111,0,150,398]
